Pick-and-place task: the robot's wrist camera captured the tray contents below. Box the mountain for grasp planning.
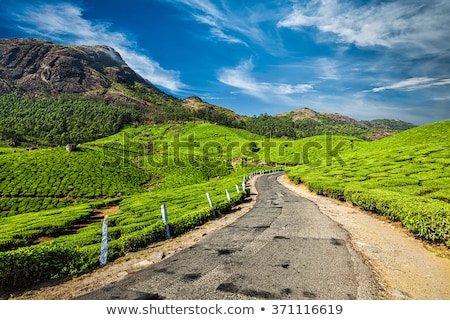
[0,38,180,107]
[0,38,141,92]
[276,108,416,140]
[277,107,322,122]
[0,38,240,145]
[0,38,414,146]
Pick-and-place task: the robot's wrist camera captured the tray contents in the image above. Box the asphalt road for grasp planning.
[77,172,381,300]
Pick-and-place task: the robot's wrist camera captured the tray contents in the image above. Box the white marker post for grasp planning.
[226,189,231,201]
[99,215,108,267]
[235,184,240,193]
[206,192,217,218]
[240,182,247,203]
[161,204,171,239]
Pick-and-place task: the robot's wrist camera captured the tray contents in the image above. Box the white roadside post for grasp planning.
[235,184,240,193]
[226,189,231,201]
[161,204,171,239]
[99,215,108,267]
[206,192,217,218]
[241,181,247,203]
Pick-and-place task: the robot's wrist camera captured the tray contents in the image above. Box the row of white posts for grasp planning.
[99,168,284,266]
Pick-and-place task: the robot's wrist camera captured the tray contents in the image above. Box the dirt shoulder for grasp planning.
[9,174,450,300]
[277,174,450,300]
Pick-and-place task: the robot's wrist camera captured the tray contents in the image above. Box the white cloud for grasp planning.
[315,58,340,80]
[278,0,450,55]
[167,0,276,49]
[169,0,247,45]
[12,3,184,92]
[209,27,248,46]
[432,96,450,102]
[368,77,450,93]
[217,58,313,102]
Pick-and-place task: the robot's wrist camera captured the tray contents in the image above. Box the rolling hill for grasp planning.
[0,118,448,289]
[0,38,241,146]
[276,108,416,140]
[0,38,414,147]
[0,38,447,291]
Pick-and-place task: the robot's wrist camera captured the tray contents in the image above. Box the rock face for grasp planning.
[0,38,241,131]
[65,144,77,152]
[0,38,147,95]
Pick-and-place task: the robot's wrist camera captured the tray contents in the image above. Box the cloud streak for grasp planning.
[368,77,450,93]
[166,0,280,50]
[11,2,184,92]
[278,0,450,55]
[218,58,313,103]
[168,0,247,45]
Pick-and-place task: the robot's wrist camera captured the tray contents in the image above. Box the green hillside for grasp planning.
[287,120,450,246]
[0,92,414,148]
[0,146,150,216]
[0,122,276,287]
[0,121,448,289]
[1,39,446,291]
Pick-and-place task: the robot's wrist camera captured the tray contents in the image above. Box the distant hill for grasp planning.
[360,119,418,131]
[0,38,415,145]
[275,108,416,140]
[0,38,169,106]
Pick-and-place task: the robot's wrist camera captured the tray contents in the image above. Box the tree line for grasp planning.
[0,93,411,147]
[0,94,141,146]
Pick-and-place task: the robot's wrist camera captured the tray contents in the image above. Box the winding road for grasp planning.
[77,172,382,300]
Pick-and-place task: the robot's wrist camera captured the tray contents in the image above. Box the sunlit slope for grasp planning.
[86,122,362,190]
[0,121,391,287]
[0,122,272,287]
[288,120,450,246]
[90,122,361,166]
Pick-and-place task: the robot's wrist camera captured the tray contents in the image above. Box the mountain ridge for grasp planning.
[276,107,415,132]
[0,38,415,145]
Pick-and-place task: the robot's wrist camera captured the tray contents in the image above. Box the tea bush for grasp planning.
[288,120,450,247]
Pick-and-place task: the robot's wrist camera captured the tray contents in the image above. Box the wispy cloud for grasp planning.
[167,0,247,45]
[433,96,450,102]
[218,58,313,103]
[367,77,450,93]
[10,2,184,92]
[278,0,450,55]
[165,0,279,50]
[315,58,340,80]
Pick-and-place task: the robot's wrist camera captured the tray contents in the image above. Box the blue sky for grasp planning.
[1,0,449,124]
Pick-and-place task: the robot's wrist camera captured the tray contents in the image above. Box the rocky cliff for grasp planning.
[0,38,154,95]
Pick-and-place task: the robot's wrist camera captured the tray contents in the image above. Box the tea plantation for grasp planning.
[0,120,448,288]
[0,123,276,287]
[287,120,450,246]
